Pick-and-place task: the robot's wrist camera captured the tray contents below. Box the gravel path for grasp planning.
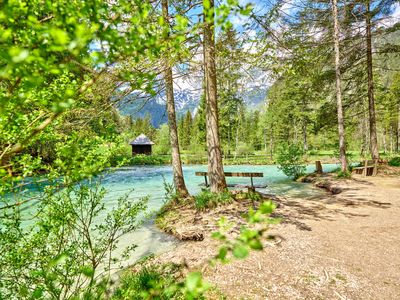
[156,174,400,299]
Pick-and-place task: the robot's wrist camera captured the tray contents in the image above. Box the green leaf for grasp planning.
[48,253,68,268]
[249,239,263,250]
[9,47,29,63]
[32,287,43,298]
[50,28,70,45]
[185,272,202,291]
[232,244,249,259]
[259,201,276,214]
[80,266,94,278]
[216,246,228,260]
[211,231,225,240]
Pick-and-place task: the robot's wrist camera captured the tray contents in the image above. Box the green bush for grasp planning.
[235,142,254,156]
[112,264,182,300]
[194,189,233,210]
[129,155,170,165]
[162,176,180,204]
[337,169,352,179]
[0,183,149,299]
[389,157,400,167]
[276,144,306,180]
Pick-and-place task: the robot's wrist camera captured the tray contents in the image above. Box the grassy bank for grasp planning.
[123,150,398,166]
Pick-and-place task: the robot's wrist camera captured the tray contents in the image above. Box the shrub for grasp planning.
[0,183,148,299]
[235,142,254,156]
[112,264,182,300]
[337,169,352,179]
[129,155,170,165]
[276,144,306,180]
[194,189,233,210]
[162,176,180,204]
[389,157,400,167]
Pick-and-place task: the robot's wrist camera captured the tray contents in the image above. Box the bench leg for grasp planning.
[362,160,368,176]
[204,175,208,187]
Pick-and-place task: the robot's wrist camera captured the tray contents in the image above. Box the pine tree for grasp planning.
[332,0,348,172]
[203,0,226,192]
[162,0,189,198]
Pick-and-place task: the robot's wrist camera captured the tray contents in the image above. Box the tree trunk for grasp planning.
[203,0,226,192]
[397,103,400,152]
[383,126,387,154]
[331,0,348,172]
[234,116,239,159]
[270,127,274,160]
[303,121,308,152]
[366,1,380,160]
[228,124,231,156]
[390,126,394,153]
[263,128,267,153]
[162,0,189,198]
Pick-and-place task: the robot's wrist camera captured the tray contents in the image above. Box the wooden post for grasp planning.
[315,160,323,174]
[204,175,208,187]
[362,160,368,176]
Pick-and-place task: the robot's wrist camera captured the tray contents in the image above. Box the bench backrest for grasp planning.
[195,171,263,177]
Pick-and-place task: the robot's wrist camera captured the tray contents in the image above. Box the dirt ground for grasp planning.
[155,173,400,299]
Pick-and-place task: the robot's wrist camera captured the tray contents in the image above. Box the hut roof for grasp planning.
[129,134,154,145]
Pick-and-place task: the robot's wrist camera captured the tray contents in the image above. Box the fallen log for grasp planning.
[315,181,342,194]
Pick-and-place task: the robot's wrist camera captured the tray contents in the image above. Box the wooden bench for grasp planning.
[353,159,378,176]
[195,171,266,191]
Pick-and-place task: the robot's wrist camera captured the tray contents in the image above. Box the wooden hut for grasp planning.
[130,134,154,155]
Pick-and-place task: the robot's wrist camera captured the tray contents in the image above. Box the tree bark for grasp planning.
[234,115,240,159]
[383,126,387,154]
[366,1,380,160]
[303,120,308,152]
[270,127,274,160]
[331,0,348,172]
[203,0,226,192]
[162,0,189,198]
[397,103,400,152]
[390,126,394,153]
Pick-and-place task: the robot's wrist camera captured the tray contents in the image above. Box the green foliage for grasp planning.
[112,263,211,300]
[212,200,278,263]
[153,124,171,155]
[131,115,157,142]
[0,183,148,299]
[194,189,233,210]
[112,264,183,300]
[389,157,400,167]
[178,111,194,150]
[129,154,170,165]
[336,170,352,179]
[162,175,179,204]
[276,144,306,179]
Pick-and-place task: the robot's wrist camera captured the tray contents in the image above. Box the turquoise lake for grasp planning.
[8,164,338,268]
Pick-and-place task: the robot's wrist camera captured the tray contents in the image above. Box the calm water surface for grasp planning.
[99,164,338,267]
[9,164,338,268]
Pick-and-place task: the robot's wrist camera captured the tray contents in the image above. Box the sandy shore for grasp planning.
[154,172,400,299]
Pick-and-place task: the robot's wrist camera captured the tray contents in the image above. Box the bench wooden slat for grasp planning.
[195,171,266,191]
[353,159,378,176]
[353,166,374,170]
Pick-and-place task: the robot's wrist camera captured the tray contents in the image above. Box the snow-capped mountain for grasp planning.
[119,86,267,127]
[118,66,269,127]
